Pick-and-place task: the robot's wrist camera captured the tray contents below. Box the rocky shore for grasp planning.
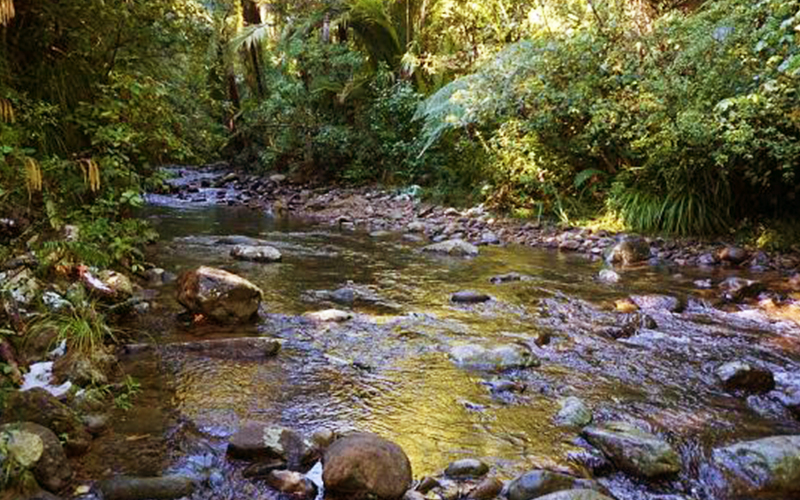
[161,164,800,275]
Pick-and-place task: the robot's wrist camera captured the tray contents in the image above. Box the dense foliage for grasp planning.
[1,0,799,248]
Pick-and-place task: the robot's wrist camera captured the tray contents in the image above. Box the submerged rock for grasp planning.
[719,277,764,302]
[450,344,538,371]
[0,422,72,493]
[445,458,489,478]
[582,421,681,478]
[230,244,282,263]
[227,422,314,471]
[629,294,682,312]
[323,432,412,500]
[716,361,775,394]
[606,236,650,266]
[597,269,620,284]
[98,475,195,500]
[554,397,592,427]
[718,246,749,265]
[489,272,531,284]
[504,470,602,500]
[468,476,504,500]
[304,309,353,322]
[712,435,800,499]
[176,266,263,323]
[451,291,492,304]
[535,490,614,500]
[422,239,479,257]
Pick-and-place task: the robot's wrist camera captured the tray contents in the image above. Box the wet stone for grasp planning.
[629,294,682,312]
[227,423,314,471]
[489,272,531,284]
[606,236,651,266]
[468,476,504,500]
[264,470,317,499]
[581,421,681,478]
[97,476,195,500]
[445,458,490,478]
[451,291,492,304]
[554,397,592,427]
[713,435,800,499]
[504,470,602,500]
[422,239,479,257]
[230,244,282,263]
[719,277,764,302]
[450,344,538,371]
[535,490,614,500]
[716,361,775,394]
[597,269,620,284]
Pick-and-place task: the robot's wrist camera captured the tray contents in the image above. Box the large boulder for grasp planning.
[445,458,489,478]
[554,397,592,427]
[718,277,764,302]
[504,470,602,500]
[176,266,263,323]
[0,422,72,493]
[322,432,412,500]
[712,435,800,499]
[230,245,282,263]
[605,236,650,266]
[0,389,91,456]
[450,343,538,371]
[581,421,681,478]
[422,239,479,257]
[227,422,315,471]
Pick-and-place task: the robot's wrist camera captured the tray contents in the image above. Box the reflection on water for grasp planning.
[93,204,800,498]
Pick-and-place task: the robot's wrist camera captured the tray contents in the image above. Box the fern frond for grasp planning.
[0,0,14,26]
[229,23,274,52]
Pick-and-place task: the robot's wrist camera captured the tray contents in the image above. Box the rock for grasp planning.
[82,413,110,435]
[41,291,70,312]
[230,245,282,263]
[694,279,713,289]
[0,422,72,493]
[97,270,134,298]
[422,239,479,257]
[489,272,530,284]
[597,269,620,284]
[304,309,353,322]
[403,491,426,500]
[227,422,314,471]
[716,361,775,394]
[323,432,412,500]
[614,298,638,314]
[719,277,764,302]
[606,236,651,266]
[0,388,91,456]
[698,253,718,266]
[451,291,491,304]
[450,344,538,371]
[581,421,681,478]
[215,172,239,186]
[445,458,489,478]
[467,476,503,500]
[480,232,500,245]
[330,287,356,304]
[270,174,287,183]
[53,347,117,386]
[713,435,800,499]
[555,397,592,427]
[264,470,317,499]
[242,458,287,478]
[407,221,427,233]
[176,266,263,323]
[719,246,749,265]
[97,476,195,500]
[535,490,614,500]
[629,295,682,312]
[504,470,602,500]
[1,268,40,306]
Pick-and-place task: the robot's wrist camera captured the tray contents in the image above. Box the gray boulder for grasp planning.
[422,239,479,257]
[450,344,538,371]
[445,458,489,478]
[535,490,614,500]
[230,245,282,263]
[713,435,800,499]
[582,421,681,478]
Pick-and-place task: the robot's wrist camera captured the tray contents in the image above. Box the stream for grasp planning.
[77,176,800,500]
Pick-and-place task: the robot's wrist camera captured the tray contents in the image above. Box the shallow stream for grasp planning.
[81,187,800,500]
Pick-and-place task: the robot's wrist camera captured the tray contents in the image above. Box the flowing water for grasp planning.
[80,186,800,500]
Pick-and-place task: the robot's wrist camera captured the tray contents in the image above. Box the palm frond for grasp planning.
[228,23,274,52]
[348,0,402,69]
[0,0,14,26]
[0,98,14,123]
